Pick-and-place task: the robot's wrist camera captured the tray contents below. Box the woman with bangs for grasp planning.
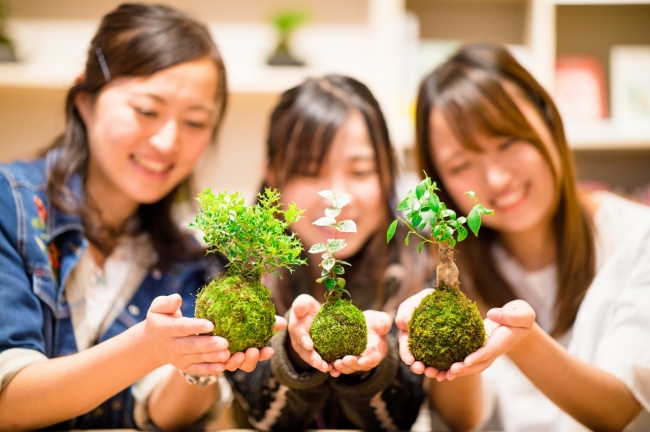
[397,42,650,431]
[0,4,279,430]
[226,75,484,431]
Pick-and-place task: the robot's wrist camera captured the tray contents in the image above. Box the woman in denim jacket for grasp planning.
[0,4,279,430]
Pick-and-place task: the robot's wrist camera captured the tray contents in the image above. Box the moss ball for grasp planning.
[194,272,275,354]
[408,284,486,370]
[310,294,367,363]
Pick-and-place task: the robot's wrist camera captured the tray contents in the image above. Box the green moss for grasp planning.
[408,284,486,370]
[310,293,367,363]
[195,272,275,354]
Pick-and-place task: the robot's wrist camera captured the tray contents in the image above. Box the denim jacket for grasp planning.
[0,150,219,429]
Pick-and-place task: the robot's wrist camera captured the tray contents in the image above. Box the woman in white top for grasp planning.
[396,42,650,431]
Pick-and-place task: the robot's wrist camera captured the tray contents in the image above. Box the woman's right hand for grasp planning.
[144,294,286,375]
[287,294,334,375]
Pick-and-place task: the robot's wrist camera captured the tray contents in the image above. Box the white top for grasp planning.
[481,191,650,431]
[0,234,229,429]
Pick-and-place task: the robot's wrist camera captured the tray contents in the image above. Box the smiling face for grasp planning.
[77,56,218,209]
[430,86,561,236]
[275,110,385,260]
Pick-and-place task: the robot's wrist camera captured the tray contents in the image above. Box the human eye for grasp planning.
[133,106,158,118]
[449,161,472,175]
[185,120,208,130]
[499,139,516,151]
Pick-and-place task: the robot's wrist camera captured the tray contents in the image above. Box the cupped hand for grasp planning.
[144,294,286,375]
[442,299,536,380]
[395,289,443,379]
[288,294,333,374]
[332,310,392,376]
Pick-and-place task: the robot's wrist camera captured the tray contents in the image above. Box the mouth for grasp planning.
[130,154,173,175]
[491,184,529,211]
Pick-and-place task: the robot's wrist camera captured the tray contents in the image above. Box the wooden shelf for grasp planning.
[565,119,650,150]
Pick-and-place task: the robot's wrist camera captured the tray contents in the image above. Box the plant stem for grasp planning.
[397,217,436,244]
[436,242,460,289]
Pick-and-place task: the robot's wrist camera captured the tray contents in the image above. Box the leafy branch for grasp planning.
[387,174,494,251]
[308,190,357,295]
[192,188,306,279]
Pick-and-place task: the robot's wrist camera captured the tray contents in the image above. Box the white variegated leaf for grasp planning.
[308,243,327,254]
[313,217,336,227]
[336,220,357,232]
[327,239,347,252]
[317,190,336,200]
[322,252,331,259]
[334,193,351,208]
[322,258,335,271]
[324,207,341,218]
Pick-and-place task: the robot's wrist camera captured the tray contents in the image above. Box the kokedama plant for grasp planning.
[308,191,367,363]
[192,188,306,353]
[387,174,494,370]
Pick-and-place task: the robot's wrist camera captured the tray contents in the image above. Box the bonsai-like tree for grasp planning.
[387,174,493,370]
[192,188,306,353]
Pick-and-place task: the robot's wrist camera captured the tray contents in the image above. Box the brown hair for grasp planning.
[266,75,430,314]
[44,3,228,266]
[415,43,595,337]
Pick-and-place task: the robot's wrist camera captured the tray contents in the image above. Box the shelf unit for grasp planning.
[1,0,649,196]
[403,0,650,196]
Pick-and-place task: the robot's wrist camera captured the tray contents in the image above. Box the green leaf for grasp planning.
[450,238,456,248]
[418,242,424,254]
[316,276,327,283]
[336,220,357,232]
[337,278,346,288]
[308,243,327,254]
[337,260,352,266]
[321,268,329,277]
[411,214,422,230]
[333,265,345,275]
[325,277,338,291]
[428,192,440,214]
[464,191,477,202]
[416,182,426,200]
[313,217,336,227]
[476,204,495,215]
[396,197,411,212]
[456,216,467,225]
[441,209,456,220]
[457,225,468,242]
[322,258,335,271]
[468,207,481,236]
[405,231,412,246]
[387,220,398,243]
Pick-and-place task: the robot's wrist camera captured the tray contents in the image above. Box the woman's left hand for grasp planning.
[331,310,392,377]
[223,315,287,373]
[440,299,536,381]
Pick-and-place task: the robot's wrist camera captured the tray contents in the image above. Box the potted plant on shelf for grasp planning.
[0,0,16,62]
[308,190,367,363]
[267,9,306,67]
[192,188,306,353]
[387,174,494,370]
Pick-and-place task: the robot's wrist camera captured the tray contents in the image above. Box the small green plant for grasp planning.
[308,191,367,363]
[191,188,306,353]
[267,9,307,66]
[387,174,494,370]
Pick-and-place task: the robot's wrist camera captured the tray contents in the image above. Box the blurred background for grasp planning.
[0,0,649,204]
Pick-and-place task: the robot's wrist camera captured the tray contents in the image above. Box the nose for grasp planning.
[483,160,511,192]
[150,120,178,152]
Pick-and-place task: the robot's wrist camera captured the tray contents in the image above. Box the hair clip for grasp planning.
[95,47,111,82]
